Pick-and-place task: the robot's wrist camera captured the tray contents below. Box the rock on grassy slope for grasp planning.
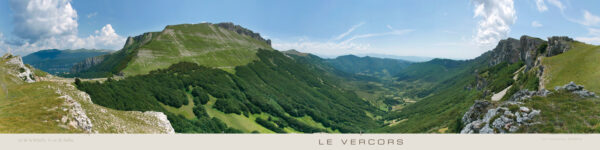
[0,54,174,133]
[459,36,600,133]
[542,40,600,93]
[71,22,273,77]
[380,35,600,133]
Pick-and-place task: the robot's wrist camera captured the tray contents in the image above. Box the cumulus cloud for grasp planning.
[531,21,543,27]
[472,0,517,46]
[9,0,78,42]
[534,0,548,12]
[2,0,125,55]
[78,24,126,49]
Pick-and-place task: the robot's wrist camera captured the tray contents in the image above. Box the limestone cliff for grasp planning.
[488,36,544,70]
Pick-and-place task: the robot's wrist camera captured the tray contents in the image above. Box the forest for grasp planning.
[76,49,382,133]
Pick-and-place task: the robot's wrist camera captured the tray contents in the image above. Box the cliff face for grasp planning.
[23,49,110,74]
[488,36,544,70]
[546,36,573,57]
[215,22,271,46]
[70,55,106,74]
[2,54,36,83]
[123,32,155,51]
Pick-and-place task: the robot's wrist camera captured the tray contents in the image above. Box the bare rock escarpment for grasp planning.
[546,36,573,57]
[3,54,36,83]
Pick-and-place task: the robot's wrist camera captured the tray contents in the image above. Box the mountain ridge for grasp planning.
[71,22,273,77]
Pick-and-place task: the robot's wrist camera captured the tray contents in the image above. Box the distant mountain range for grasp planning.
[316,53,433,62]
[22,49,110,74]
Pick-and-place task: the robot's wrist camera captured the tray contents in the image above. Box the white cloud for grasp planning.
[78,24,126,49]
[341,28,412,44]
[540,0,600,28]
[334,22,364,40]
[576,28,600,45]
[534,0,548,12]
[531,21,543,27]
[9,0,78,42]
[3,0,125,55]
[581,10,600,26]
[546,0,565,11]
[0,33,9,54]
[87,12,98,18]
[272,38,372,56]
[471,0,516,46]
[575,37,600,44]
[588,28,600,35]
[272,24,412,56]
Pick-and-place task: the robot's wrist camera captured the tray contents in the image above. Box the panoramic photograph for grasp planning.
[1,0,600,149]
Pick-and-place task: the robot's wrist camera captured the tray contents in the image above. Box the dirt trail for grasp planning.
[492,85,512,101]
[492,66,525,101]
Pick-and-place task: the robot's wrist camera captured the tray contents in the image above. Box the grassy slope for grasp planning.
[0,58,173,133]
[378,53,490,133]
[523,92,600,133]
[203,95,274,133]
[0,76,78,133]
[122,23,272,75]
[520,42,600,133]
[543,42,600,92]
[161,89,196,119]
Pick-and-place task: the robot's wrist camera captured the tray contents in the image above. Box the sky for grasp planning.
[1,0,599,59]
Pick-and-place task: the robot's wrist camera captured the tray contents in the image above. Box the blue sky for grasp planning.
[1,0,599,59]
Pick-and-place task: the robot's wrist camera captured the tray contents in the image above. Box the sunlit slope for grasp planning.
[543,42,600,92]
[77,23,273,77]
[0,55,173,133]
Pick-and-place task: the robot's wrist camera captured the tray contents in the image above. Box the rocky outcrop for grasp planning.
[3,54,35,83]
[124,32,154,50]
[554,81,597,98]
[143,111,175,134]
[488,36,544,70]
[461,82,596,133]
[489,38,520,66]
[461,101,541,134]
[546,36,573,57]
[462,100,492,124]
[70,55,106,73]
[520,36,545,70]
[216,22,271,46]
[55,88,94,133]
[461,88,550,134]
